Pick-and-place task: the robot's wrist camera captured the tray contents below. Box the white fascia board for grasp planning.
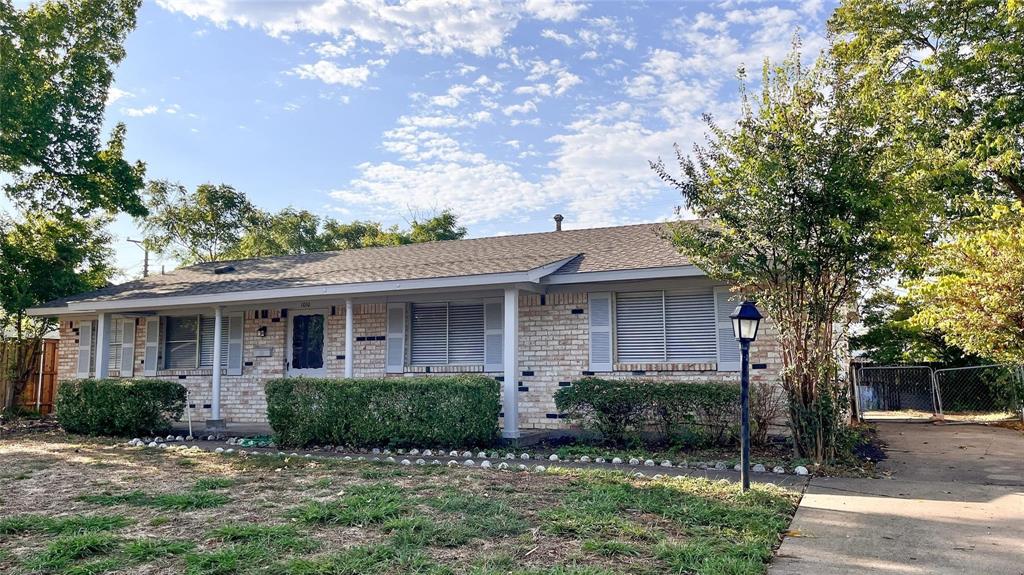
[32,256,580,316]
[541,265,705,285]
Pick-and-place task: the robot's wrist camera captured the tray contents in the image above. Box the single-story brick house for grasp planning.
[29,221,782,437]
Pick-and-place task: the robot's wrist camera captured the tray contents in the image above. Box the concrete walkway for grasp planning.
[770,422,1024,575]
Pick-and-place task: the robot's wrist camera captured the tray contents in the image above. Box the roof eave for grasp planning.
[28,255,582,316]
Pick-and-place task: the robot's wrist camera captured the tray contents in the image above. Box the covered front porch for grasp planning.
[64,281,543,438]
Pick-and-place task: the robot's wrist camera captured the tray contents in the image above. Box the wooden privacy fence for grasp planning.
[1,339,58,414]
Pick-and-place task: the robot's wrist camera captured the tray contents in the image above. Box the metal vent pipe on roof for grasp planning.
[553,213,564,231]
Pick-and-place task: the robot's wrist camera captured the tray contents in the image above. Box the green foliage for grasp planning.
[288,484,409,527]
[851,288,979,365]
[123,539,195,561]
[192,477,233,491]
[265,376,500,448]
[55,378,186,436]
[232,208,468,259]
[0,212,115,408]
[140,180,259,264]
[554,377,741,446]
[651,46,922,463]
[0,513,131,535]
[79,489,229,511]
[0,0,146,219]
[138,178,468,265]
[831,0,1024,208]
[25,532,122,573]
[909,204,1024,364]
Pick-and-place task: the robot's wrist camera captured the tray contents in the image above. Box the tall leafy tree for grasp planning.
[652,49,927,462]
[0,212,114,407]
[140,180,259,264]
[831,0,1024,208]
[0,0,146,219]
[909,204,1024,365]
[850,288,978,366]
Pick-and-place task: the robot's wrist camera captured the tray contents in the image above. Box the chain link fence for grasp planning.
[933,365,1024,423]
[852,363,1024,423]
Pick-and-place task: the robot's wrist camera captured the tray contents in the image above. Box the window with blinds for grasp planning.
[615,290,717,363]
[164,315,229,369]
[410,302,485,365]
[107,320,123,367]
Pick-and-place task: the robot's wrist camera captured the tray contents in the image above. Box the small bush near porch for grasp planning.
[55,379,186,436]
[0,431,799,575]
[266,376,500,448]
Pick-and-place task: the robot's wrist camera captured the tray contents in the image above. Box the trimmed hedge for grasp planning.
[56,379,187,436]
[265,376,500,448]
[554,377,741,446]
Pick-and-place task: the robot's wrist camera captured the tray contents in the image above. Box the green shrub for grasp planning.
[265,376,500,448]
[554,377,741,446]
[56,379,186,437]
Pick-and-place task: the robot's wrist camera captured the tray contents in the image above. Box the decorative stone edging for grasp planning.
[124,436,811,477]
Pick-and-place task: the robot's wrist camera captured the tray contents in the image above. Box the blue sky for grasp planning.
[44,0,837,278]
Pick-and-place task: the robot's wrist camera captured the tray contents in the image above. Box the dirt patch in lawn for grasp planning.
[0,432,799,575]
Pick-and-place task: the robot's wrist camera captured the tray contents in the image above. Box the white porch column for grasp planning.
[344,299,354,378]
[94,312,112,378]
[502,287,520,438]
[210,306,223,422]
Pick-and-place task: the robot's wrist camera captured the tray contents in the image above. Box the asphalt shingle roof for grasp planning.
[40,222,691,308]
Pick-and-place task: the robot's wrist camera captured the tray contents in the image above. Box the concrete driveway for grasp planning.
[770,422,1024,575]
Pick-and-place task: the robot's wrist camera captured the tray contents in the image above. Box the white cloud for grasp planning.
[158,0,517,56]
[121,105,158,117]
[522,0,587,22]
[525,59,581,96]
[106,87,133,105]
[292,60,371,86]
[502,100,538,116]
[540,28,574,45]
[313,36,356,57]
[165,103,182,114]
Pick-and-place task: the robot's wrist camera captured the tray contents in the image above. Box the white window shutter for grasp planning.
[226,314,244,376]
[143,317,160,376]
[483,300,503,372]
[76,320,93,378]
[588,292,613,372]
[386,303,406,373]
[120,319,136,376]
[715,287,741,371]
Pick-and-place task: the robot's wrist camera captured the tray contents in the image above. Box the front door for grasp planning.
[287,310,327,377]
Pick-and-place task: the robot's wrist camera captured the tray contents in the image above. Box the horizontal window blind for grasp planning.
[165,316,198,369]
[411,304,447,365]
[615,289,717,363]
[411,302,485,365]
[615,292,664,363]
[199,316,230,368]
[448,303,485,364]
[107,320,123,366]
[666,291,717,362]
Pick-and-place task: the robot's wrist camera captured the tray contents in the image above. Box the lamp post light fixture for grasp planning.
[730,300,762,492]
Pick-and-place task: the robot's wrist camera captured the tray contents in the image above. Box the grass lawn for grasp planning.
[0,432,799,575]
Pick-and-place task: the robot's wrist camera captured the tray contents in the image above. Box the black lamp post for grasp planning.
[730,300,763,492]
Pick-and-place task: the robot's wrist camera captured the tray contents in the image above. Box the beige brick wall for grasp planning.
[54,289,785,430]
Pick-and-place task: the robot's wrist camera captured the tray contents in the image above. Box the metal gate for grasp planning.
[854,365,940,421]
[853,364,1024,423]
